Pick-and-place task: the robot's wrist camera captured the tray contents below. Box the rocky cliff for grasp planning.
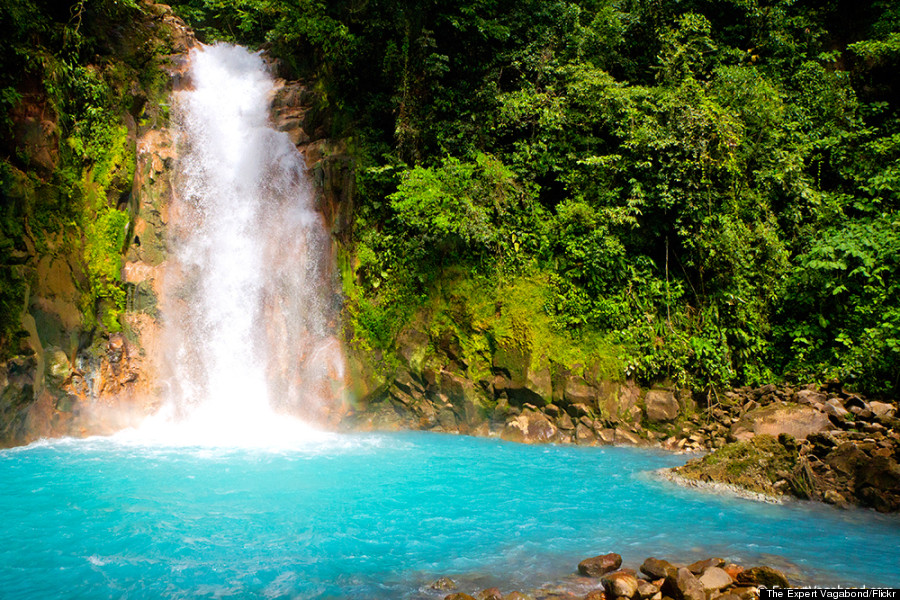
[0,1,198,446]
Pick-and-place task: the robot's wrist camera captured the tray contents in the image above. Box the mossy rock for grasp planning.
[675,434,799,496]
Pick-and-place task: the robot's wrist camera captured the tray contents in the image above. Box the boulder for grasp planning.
[722,564,744,580]
[824,442,867,477]
[505,593,535,600]
[578,553,623,577]
[822,401,850,420]
[686,557,724,574]
[575,422,596,444]
[641,558,678,580]
[735,566,789,588]
[475,588,503,600]
[730,404,831,442]
[663,568,705,600]
[614,427,642,445]
[636,580,660,599]
[869,401,897,419]
[602,570,639,598]
[431,577,457,591]
[645,389,679,422]
[501,411,558,444]
[598,428,616,444]
[564,377,596,405]
[796,389,826,405]
[698,567,733,591]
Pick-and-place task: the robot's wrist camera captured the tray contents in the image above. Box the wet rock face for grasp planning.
[0,2,199,447]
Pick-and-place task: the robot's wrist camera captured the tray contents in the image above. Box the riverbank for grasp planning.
[425,552,798,600]
[345,381,900,512]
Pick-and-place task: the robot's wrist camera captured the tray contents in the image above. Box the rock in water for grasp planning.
[736,566,790,588]
[475,588,503,600]
[579,553,623,577]
[431,577,457,591]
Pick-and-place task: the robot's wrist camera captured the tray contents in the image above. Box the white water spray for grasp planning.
[132,44,345,446]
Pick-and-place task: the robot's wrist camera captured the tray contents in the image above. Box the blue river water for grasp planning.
[1,431,898,599]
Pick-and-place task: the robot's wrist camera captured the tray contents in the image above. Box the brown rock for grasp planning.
[584,591,607,600]
[598,428,616,444]
[501,411,558,444]
[636,580,660,599]
[824,442,867,476]
[578,553,623,577]
[601,571,639,598]
[506,593,535,600]
[869,401,897,419]
[796,389,826,405]
[641,558,678,580]
[645,389,679,422]
[558,411,576,430]
[730,404,831,442]
[736,566,789,588]
[476,588,503,600]
[564,377,596,405]
[722,564,744,580]
[698,567,733,591]
[445,594,477,600]
[576,422,596,444]
[614,427,642,445]
[686,557,724,574]
[662,568,705,600]
[431,577,457,590]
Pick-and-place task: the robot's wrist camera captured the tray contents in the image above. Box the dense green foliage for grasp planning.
[1,0,171,349]
[171,0,900,396]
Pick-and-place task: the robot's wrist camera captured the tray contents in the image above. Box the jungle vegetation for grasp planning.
[2,0,898,396]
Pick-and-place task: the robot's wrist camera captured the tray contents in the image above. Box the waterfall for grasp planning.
[138,43,344,445]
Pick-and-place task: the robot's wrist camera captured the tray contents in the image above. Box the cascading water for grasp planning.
[139,43,344,445]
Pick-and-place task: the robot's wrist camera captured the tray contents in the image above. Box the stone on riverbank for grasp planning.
[736,566,790,588]
[698,567,734,591]
[640,557,678,579]
[663,568,706,600]
[602,570,639,597]
[578,552,623,577]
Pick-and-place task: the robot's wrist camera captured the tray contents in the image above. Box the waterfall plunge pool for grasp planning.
[2,431,899,599]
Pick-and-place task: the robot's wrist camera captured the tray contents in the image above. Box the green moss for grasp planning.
[676,434,799,496]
